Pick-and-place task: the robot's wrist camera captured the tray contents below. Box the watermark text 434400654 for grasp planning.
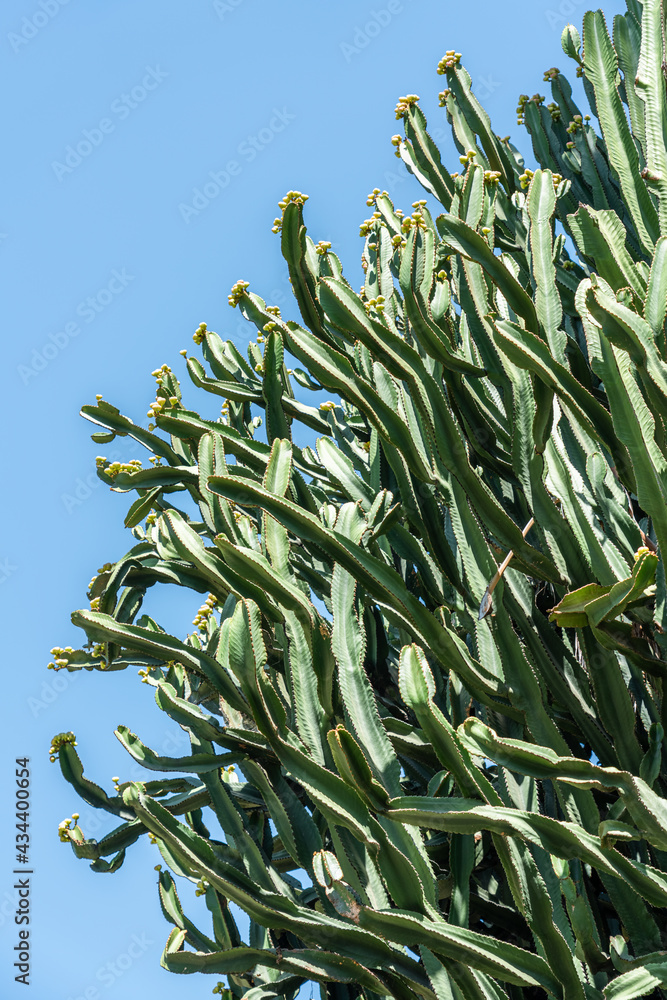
[51,66,168,181]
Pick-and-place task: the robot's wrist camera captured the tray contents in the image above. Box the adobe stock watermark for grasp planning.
[213,0,245,18]
[340,2,404,63]
[65,932,154,1000]
[178,106,296,223]
[17,268,134,385]
[0,557,17,585]
[544,1,585,29]
[0,888,21,930]
[8,0,72,54]
[27,668,79,718]
[471,75,501,102]
[51,66,168,181]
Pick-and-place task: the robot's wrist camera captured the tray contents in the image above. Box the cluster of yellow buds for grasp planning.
[359,211,383,238]
[543,66,561,82]
[391,233,406,249]
[47,646,74,671]
[228,280,250,308]
[58,814,80,842]
[565,114,589,148]
[315,240,332,256]
[562,259,576,271]
[49,731,77,762]
[365,295,386,316]
[401,207,428,234]
[263,321,278,334]
[436,269,448,282]
[195,877,210,897]
[137,667,151,683]
[319,400,336,412]
[271,190,309,233]
[193,322,207,345]
[394,94,420,120]
[265,305,281,317]
[151,363,173,383]
[484,170,502,185]
[148,396,169,422]
[437,51,462,73]
[547,102,561,122]
[87,563,113,591]
[390,134,403,158]
[410,207,428,229]
[458,149,478,169]
[365,187,390,207]
[148,456,163,468]
[516,93,545,126]
[359,212,388,240]
[212,984,229,996]
[193,594,218,632]
[519,168,535,190]
[89,596,101,611]
[147,832,157,844]
[361,440,371,452]
[92,643,106,658]
[102,458,144,478]
[552,172,563,190]
[438,89,451,107]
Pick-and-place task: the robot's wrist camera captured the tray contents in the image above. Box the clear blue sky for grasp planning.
[2,0,626,996]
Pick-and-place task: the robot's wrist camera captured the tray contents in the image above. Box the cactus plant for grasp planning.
[51,4,667,999]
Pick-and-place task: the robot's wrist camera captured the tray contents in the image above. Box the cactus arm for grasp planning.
[582,11,659,255]
[635,0,667,235]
